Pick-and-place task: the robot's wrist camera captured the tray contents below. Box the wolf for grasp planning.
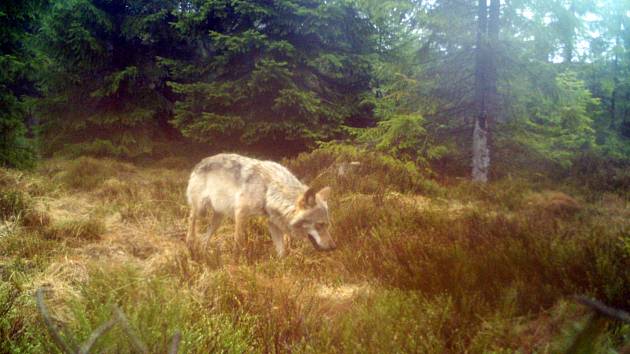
[186,153,336,256]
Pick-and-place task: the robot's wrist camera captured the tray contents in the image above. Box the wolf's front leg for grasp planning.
[234,207,249,255]
[268,222,287,257]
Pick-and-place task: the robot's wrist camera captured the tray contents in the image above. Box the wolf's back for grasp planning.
[186,153,305,215]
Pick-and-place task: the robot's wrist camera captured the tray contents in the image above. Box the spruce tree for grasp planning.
[0,0,44,168]
[167,0,376,152]
[35,0,184,157]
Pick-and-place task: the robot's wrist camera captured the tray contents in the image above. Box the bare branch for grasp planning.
[35,288,76,354]
[168,330,182,354]
[575,295,630,324]
[78,317,118,354]
[114,307,149,354]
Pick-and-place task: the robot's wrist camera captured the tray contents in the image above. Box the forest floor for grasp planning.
[0,154,629,353]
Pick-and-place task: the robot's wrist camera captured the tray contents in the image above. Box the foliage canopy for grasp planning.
[0,0,628,188]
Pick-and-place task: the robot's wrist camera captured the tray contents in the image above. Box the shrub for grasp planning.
[43,216,106,241]
[21,206,51,228]
[0,182,51,230]
[449,177,535,210]
[1,264,256,353]
[97,177,136,202]
[152,156,195,170]
[284,144,443,196]
[67,265,256,353]
[0,280,48,353]
[53,139,152,160]
[193,267,329,352]
[523,191,582,218]
[321,290,453,353]
[332,193,630,312]
[0,229,63,262]
[0,190,29,221]
[104,168,187,223]
[568,152,630,197]
[57,157,137,190]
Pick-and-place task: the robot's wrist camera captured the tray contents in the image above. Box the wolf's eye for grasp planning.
[316,222,327,229]
[292,220,306,228]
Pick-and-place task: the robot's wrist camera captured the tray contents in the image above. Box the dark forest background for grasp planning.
[2,0,629,187]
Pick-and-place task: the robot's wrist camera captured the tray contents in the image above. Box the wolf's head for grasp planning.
[290,186,336,251]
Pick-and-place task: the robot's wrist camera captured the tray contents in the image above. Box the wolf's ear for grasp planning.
[316,186,331,201]
[297,187,317,208]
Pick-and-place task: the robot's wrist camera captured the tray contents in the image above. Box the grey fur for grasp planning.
[186,153,336,257]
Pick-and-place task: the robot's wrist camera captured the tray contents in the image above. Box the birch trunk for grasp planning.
[472,116,489,182]
[472,0,498,183]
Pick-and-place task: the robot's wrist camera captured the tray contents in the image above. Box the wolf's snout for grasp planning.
[308,232,337,251]
[307,233,322,250]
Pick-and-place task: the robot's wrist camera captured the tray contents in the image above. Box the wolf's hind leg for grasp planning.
[187,198,208,247]
[186,207,197,245]
[202,212,223,243]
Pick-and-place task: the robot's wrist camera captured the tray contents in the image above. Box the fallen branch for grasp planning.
[569,295,630,353]
[574,295,630,324]
[168,330,182,354]
[78,317,118,354]
[36,287,181,353]
[114,307,149,353]
[36,287,76,354]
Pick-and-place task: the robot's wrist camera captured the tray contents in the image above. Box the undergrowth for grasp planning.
[284,144,443,196]
[0,152,628,353]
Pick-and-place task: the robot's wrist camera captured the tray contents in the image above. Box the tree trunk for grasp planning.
[472,118,489,182]
[487,0,499,122]
[564,1,576,64]
[610,14,621,130]
[611,52,618,129]
[472,0,499,183]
